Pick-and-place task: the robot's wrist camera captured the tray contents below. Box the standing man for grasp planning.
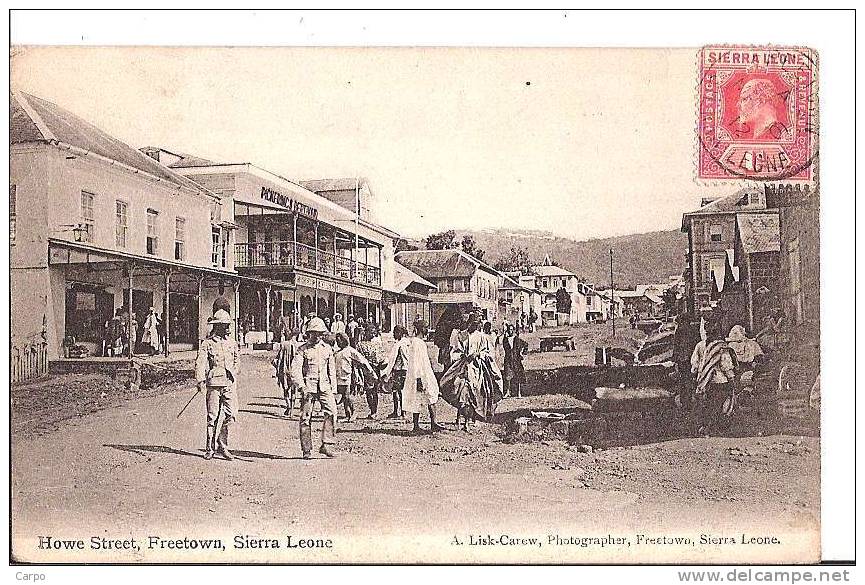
[195,309,240,461]
[346,314,358,346]
[331,312,347,335]
[441,312,504,432]
[384,323,444,434]
[384,325,409,419]
[333,332,376,422]
[413,313,428,340]
[275,325,304,416]
[290,317,339,459]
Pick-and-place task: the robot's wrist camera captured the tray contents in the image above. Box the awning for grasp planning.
[48,238,294,290]
[386,262,437,296]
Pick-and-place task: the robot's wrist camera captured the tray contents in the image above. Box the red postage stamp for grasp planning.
[697,46,818,181]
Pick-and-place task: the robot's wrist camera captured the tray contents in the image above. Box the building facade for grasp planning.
[143,150,399,342]
[682,188,782,333]
[395,249,503,330]
[11,92,250,359]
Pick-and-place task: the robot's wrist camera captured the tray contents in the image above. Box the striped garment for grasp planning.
[695,340,737,395]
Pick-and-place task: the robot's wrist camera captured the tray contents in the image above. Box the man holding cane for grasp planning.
[195,309,240,461]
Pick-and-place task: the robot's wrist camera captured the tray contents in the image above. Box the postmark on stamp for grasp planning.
[697,46,818,182]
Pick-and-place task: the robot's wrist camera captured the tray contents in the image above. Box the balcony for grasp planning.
[234,241,381,286]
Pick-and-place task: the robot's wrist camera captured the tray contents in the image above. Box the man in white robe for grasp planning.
[383,324,444,434]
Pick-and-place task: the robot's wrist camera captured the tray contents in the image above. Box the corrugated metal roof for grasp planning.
[388,261,437,295]
[11,92,207,194]
[737,213,780,254]
[395,249,480,279]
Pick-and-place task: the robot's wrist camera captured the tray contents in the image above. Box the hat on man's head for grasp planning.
[208,309,232,325]
[306,317,328,333]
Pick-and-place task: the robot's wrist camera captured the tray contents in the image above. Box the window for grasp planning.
[80,191,95,242]
[115,201,128,248]
[146,209,159,255]
[212,226,221,266]
[10,185,16,245]
[174,217,186,261]
[709,224,722,243]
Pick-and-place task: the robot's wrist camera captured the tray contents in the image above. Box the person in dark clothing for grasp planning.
[672,311,701,408]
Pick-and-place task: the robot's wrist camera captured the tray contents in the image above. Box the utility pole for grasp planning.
[609,248,615,338]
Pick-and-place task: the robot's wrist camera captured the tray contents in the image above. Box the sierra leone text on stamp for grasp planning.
[697,46,817,182]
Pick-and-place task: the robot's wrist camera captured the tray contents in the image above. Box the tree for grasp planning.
[555,287,572,315]
[424,230,458,250]
[395,238,419,252]
[460,234,485,262]
[494,246,533,274]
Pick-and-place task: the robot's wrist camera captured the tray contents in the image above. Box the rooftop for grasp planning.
[396,248,497,279]
[11,92,209,195]
[737,213,780,254]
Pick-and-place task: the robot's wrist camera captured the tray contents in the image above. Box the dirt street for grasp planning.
[11,326,820,564]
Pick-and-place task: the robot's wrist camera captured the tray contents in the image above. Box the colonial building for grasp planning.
[10,92,268,359]
[681,187,781,332]
[611,290,665,319]
[141,149,399,341]
[394,249,502,329]
[498,274,542,327]
[529,260,610,324]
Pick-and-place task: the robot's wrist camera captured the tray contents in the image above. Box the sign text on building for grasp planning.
[260,186,319,220]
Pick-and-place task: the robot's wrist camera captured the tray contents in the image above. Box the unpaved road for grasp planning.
[12,351,819,564]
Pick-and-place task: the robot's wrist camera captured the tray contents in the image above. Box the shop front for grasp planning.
[47,238,285,359]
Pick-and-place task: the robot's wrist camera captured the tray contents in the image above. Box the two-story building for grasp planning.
[498,273,542,328]
[10,92,269,359]
[682,188,781,332]
[394,249,502,330]
[140,150,399,342]
[530,260,598,324]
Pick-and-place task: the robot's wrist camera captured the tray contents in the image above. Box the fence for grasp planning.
[11,340,49,384]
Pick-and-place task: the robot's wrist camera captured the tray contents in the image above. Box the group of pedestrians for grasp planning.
[674,309,783,437]
[193,303,533,461]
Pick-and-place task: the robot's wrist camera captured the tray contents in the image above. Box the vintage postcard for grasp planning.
[10,42,824,566]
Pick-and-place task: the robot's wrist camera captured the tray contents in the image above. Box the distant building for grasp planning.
[498,274,542,328]
[613,290,665,319]
[395,249,503,329]
[530,261,588,325]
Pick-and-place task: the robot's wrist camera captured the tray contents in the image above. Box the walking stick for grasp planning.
[176,387,202,419]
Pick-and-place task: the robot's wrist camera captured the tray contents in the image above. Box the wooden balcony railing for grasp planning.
[234,241,381,286]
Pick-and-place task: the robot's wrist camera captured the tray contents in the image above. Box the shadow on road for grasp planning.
[103,443,200,459]
[239,408,288,421]
[104,443,299,461]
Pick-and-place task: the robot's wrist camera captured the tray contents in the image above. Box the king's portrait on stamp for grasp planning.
[10,39,824,567]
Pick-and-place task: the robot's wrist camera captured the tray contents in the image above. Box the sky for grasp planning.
[11,46,729,240]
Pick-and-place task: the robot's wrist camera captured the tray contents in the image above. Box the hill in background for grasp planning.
[405,228,688,289]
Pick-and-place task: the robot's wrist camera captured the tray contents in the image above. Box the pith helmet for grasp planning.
[208,309,232,325]
[306,317,328,333]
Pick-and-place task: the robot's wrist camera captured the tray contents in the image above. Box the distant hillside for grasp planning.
[405,228,688,289]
